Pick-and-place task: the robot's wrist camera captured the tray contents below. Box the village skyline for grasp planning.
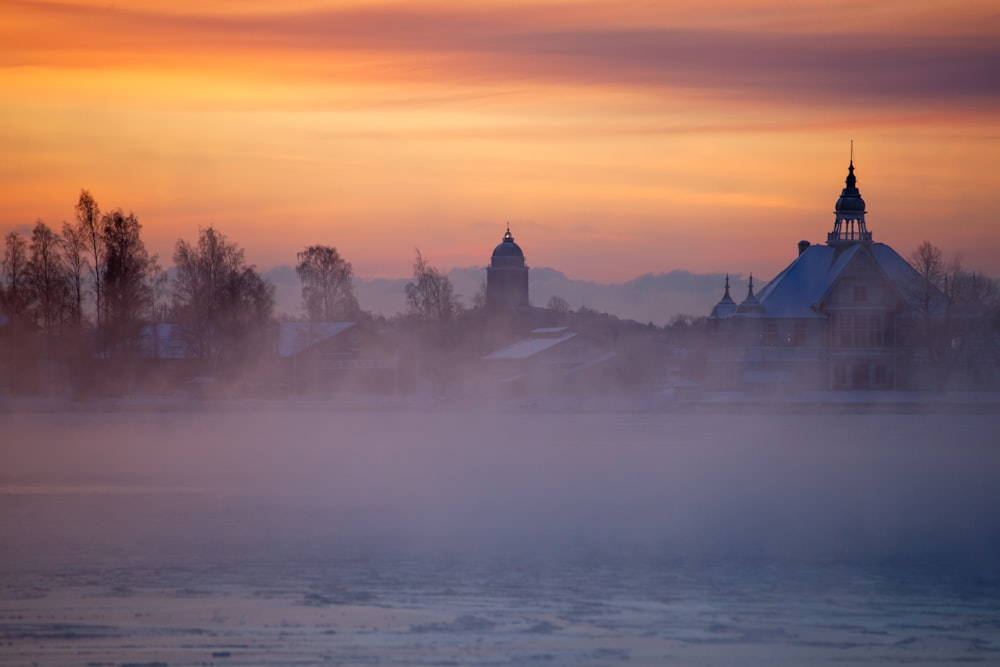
[1,184,988,326]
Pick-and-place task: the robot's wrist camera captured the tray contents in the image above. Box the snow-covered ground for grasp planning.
[2,408,998,665]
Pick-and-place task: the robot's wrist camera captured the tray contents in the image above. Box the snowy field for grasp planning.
[1,406,999,666]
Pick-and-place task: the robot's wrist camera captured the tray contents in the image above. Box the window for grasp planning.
[833,312,885,348]
[789,322,806,346]
[766,322,778,347]
[853,286,867,302]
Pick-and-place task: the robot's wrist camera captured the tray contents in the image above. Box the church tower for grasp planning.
[486,225,529,311]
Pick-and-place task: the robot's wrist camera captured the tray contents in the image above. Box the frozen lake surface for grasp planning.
[1,407,999,665]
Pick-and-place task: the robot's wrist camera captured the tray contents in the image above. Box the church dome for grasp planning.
[492,229,524,258]
[486,226,529,311]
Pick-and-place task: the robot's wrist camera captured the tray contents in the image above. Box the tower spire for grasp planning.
[828,146,869,245]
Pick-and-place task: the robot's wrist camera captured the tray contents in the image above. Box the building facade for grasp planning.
[277,321,399,394]
[707,160,950,392]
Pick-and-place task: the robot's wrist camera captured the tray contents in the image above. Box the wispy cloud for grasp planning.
[7,1,999,112]
[3,1,999,279]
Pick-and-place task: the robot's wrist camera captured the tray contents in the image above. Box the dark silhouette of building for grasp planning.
[278,321,399,394]
[707,158,953,392]
[481,326,615,396]
[486,225,529,311]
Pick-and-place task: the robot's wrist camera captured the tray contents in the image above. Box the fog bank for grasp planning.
[2,409,998,571]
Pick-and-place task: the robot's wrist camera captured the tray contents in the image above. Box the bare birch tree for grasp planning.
[295,245,359,321]
[172,226,274,367]
[74,189,103,328]
[1,231,31,317]
[61,220,88,330]
[101,208,158,356]
[26,220,68,331]
[405,249,461,323]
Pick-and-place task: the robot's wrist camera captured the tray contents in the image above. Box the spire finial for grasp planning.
[723,274,731,299]
[845,145,857,189]
[747,273,755,297]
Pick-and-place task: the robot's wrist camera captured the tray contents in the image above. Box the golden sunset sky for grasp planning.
[2,0,998,282]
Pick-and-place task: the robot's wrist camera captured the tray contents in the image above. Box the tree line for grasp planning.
[907,240,1000,388]
[0,189,469,394]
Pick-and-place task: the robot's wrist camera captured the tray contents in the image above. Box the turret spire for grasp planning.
[828,146,870,245]
[735,272,766,315]
[709,273,737,320]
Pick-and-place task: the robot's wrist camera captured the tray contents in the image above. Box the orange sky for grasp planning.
[2,0,999,282]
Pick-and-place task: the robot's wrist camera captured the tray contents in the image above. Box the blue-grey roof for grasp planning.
[492,229,524,258]
[750,242,944,319]
[138,323,196,360]
[709,280,737,320]
[278,322,355,358]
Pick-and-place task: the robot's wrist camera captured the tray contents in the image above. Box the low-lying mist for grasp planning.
[2,408,998,573]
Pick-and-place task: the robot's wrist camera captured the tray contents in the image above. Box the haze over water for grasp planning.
[2,406,998,665]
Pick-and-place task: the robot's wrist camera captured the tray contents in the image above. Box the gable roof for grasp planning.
[483,328,578,361]
[869,244,947,314]
[278,322,355,358]
[753,244,859,318]
[752,242,944,319]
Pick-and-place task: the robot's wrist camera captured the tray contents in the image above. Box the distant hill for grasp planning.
[264,265,749,326]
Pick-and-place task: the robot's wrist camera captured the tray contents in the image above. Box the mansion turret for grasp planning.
[707,159,959,392]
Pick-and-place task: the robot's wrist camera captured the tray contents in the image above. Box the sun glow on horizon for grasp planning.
[2,0,999,283]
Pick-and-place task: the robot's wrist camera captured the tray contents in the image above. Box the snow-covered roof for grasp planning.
[278,322,355,358]
[747,242,944,319]
[751,244,855,318]
[138,323,196,360]
[869,244,947,314]
[709,280,736,320]
[483,330,577,361]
